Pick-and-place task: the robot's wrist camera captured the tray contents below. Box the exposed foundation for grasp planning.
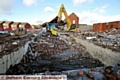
[0,46,24,74]
[75,38,120,66]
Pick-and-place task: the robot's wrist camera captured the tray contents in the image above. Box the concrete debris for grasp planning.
[107,35,116,40]
[12,42,18,45]
[0,31,8,34]
[33,66,120,80]
[5,32,107,80]
[0,31,35,74]
[0,33,32,53]
[86,36,96,40]
[78,28,120,52]
[0,28,119,80]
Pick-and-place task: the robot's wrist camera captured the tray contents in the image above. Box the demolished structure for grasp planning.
[0,4,120,80]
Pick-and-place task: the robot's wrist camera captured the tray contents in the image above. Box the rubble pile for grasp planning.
[28,29,41,35]
[3,31,120,80]
[6,33,104,75]
[0,32,33,74]
[79,28,120,52]
[0,33,31,55]
[34,64,120,80]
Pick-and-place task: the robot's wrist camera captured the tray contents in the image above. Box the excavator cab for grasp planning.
[70,24,76,30]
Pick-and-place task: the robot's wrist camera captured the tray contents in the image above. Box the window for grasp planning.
[73,20,75,24]
[110,25,113,29]
[106,25,108,29]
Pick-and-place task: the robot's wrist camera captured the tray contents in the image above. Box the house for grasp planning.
[108,21,120,30]
[19,22,31,31]
[68,13,79,27]
[3,21,14,31]
[0,21,5,31]
[93,23,106,32]
[11,22,20,31]
[93,21,120,32]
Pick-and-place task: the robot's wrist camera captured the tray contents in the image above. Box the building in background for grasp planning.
[78,24,92,32]
[93,23,106,32]
[93,21,120,32]
[11,22,20,31]
[68,13,79,27]
[0,21,5,31]
[108,21,120,30]
[19,22,31,31]
[3,21,14,31]
[0,21,33,31]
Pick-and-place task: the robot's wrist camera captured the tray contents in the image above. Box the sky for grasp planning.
[0,0,120,25]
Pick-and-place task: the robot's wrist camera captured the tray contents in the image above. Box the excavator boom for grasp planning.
[58,4,72,31]
[58,4,68,19]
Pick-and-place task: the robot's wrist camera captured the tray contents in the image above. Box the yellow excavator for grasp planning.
[46,4,80,36]
[57,4,80,32]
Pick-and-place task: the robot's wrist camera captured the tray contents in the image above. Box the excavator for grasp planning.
[44,4,80,36]
[57,4,80,32]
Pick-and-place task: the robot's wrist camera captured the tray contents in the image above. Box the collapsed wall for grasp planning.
[0,46,24,74]
[0,32,32,74]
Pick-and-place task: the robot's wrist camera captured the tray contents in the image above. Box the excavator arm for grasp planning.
[58,4,72,31]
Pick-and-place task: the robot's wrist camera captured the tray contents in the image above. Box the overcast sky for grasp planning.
[0,0,120,24]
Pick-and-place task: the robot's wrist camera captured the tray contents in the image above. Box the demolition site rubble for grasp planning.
[79,28,120,52]
[0,32,31,55]
[6,33,104,74]
[0,29,119,80]
[5,32,120,80]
